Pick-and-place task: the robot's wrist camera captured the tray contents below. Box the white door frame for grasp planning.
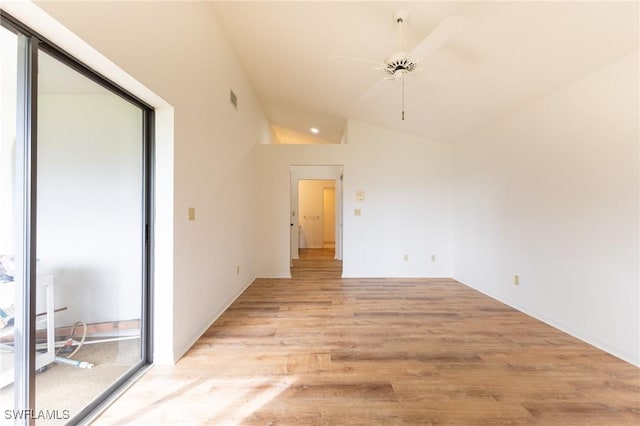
[290,165,343,264]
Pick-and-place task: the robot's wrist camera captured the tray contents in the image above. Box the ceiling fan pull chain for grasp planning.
[402,72,405,121]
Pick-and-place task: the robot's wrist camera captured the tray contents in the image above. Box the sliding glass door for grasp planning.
[0,23,37,421]
[0,13,152,425]
[0,21,22,416]
[34,49,147,422]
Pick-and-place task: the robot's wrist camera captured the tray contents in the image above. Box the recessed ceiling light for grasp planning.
[309,127,319,134]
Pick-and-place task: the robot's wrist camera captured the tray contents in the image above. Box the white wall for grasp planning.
[35,1,273,361]
[255,120,453,278]
[452,51,640,366]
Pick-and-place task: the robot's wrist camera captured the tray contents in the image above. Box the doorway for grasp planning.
[289,165,343,276]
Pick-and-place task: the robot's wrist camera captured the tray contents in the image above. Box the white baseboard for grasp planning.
[172,275,256,363]
[256,272,291,279]
[453,276,640,367]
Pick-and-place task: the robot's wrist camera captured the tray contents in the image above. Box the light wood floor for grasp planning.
[95,259,639,425]
[291,248,342,279]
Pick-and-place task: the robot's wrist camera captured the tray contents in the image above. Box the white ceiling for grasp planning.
[210,1,639,144]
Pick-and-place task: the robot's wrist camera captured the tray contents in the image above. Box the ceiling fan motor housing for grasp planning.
[384,52,419,77]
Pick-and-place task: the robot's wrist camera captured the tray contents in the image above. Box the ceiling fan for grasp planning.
[329,10,464,120]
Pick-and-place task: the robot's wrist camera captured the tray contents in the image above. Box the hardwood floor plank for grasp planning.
[285,382,397,401]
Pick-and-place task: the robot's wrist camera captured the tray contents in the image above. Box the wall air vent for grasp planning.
[230,89,238,110]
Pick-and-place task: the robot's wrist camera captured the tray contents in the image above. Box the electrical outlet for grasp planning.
[514,274,520,286]
[403,254,409,261]
[354,209,361,216]
[188,207,195,221]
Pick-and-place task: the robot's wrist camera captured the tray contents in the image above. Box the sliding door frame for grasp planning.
[12,29,39,421]
[0,11,154,425]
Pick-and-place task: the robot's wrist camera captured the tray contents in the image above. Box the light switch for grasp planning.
[354,209,361,216]
[356,190,365,201]
[188,207,195,221]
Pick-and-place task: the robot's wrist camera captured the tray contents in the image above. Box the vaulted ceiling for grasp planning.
[210,1,639,144]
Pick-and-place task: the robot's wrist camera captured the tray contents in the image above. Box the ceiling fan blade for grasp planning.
[328,54,385,68]
[360,77,393,101]
[409,16,464,60]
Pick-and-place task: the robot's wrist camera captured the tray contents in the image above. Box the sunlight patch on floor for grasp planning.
[96,376,297,424]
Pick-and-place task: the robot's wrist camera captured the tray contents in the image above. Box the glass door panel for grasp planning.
[0,23,20,413]
[35,50,144,422]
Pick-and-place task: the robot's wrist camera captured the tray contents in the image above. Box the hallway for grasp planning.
[291,248,342,279]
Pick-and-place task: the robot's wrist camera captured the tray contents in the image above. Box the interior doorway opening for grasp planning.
[290,165,343,278]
